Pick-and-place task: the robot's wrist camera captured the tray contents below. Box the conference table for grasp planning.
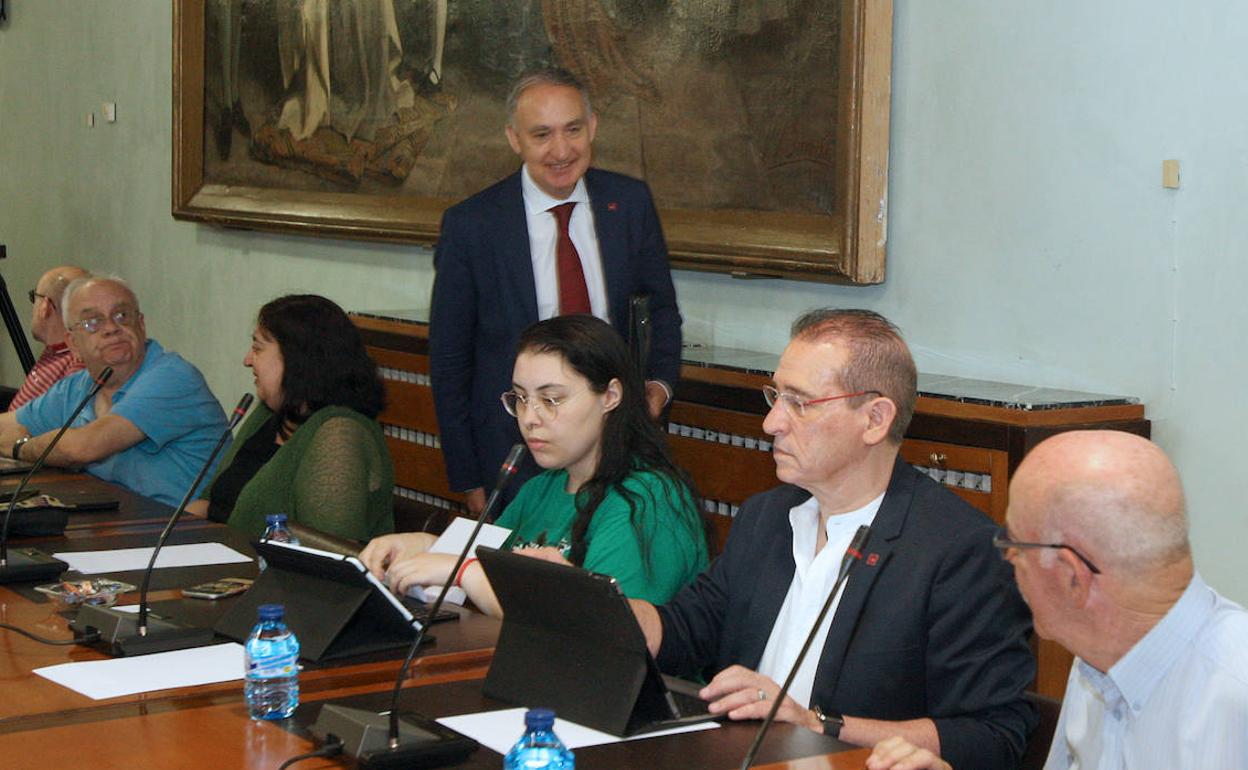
[0,471,870,769]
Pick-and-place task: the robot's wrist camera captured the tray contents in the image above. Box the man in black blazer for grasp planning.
[429,68,681,512]
[632,309,1036,770]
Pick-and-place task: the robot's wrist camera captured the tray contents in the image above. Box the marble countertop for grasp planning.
[352,310,1140,411]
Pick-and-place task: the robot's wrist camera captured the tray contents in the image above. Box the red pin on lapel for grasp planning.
[607,202,619,211]
[866,553,880,566]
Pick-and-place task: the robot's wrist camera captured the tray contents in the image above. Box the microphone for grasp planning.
[311,443,527,767]
[0,366,113,583]
[739,525,871,770]
[71,393,254,655]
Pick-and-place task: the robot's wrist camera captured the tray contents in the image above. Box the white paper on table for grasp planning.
[438,708,719,755]
[34,643,244,700]
[405,517,511,605]
[52,543,253,574]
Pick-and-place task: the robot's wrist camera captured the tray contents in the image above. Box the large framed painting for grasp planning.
[173,0,892,283]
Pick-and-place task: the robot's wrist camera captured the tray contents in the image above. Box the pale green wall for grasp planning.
[2,2,1246,602]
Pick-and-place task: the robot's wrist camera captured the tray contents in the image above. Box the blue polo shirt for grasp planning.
[17,339,229,506]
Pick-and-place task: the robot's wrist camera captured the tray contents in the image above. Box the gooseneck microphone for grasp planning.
[71,393,254,655]
[311,443,527,767]
[0,366,113,583]
[739,525,871,770]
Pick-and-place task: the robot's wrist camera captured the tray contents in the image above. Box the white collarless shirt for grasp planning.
[757,492,883,708]
[520,165,609,322]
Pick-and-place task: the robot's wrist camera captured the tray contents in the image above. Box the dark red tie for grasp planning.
[550,202,591,315]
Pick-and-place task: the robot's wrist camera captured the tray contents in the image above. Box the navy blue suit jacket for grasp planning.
[656,458,1037,770]
[429,168,682,492]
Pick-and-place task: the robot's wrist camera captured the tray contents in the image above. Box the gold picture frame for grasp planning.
[173,0,892,284]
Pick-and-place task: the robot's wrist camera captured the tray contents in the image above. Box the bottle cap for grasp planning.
[265,514,289,525]
[258,603,284,621]
[524,708,556,731]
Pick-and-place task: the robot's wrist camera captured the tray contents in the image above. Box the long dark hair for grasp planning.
[257,295,385,431]
[516,315,705,571]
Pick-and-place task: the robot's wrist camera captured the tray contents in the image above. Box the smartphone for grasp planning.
[181,577,254,600]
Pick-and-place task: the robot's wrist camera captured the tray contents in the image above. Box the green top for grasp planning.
[205,403,395,541]
[496,468,708,605]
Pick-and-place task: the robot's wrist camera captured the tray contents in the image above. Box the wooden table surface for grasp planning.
[0,471,870,769]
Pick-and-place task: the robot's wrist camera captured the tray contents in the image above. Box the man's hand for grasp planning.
[867,737,951,770]
[699,665,819,730]
[629,598,664,657]
[464,487,487,515]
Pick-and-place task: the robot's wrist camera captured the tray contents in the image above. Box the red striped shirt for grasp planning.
[7,343,85,411]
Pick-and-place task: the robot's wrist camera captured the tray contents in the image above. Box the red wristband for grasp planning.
[455,558,479,588]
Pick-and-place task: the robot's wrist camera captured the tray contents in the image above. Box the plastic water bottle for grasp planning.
[503,708,575,769]
[258,514,298,571]
[244,603,300,720]
[261,514,299,544]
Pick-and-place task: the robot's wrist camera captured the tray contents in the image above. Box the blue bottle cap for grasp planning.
[524,708,556,731]
[257,603,284,621]
[265,513,288,525]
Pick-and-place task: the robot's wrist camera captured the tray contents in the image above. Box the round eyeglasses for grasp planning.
[69,308,140,334]
[500,389,584,419]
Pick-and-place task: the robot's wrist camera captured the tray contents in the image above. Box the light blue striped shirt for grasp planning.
[1045,572,1248,770]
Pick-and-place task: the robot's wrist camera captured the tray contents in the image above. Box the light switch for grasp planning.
[86,112,95,128]
[1162,159,1180,189]
[102,102,117,123]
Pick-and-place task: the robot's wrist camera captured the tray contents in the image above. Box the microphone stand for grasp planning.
[0,366,113,583]
[71,394,253,656]
[739,525,871,770]
[312,444,526,768]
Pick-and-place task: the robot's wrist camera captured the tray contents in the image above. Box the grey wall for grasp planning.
[2,1,1245,601]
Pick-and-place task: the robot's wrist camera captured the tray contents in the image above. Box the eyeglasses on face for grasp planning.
[28,289,54,309]
[500,389,584,418]
[992,534,1102,574]
[69,308,140,334]
[761,384,880,418]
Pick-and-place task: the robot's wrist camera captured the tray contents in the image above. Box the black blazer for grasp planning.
[657,458,1037,770]
[429,168,682,492]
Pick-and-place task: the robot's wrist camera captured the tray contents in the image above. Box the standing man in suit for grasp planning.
[429,68,681,513]
[631,309,1036,770]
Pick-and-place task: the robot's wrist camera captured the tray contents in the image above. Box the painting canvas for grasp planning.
[174,0,892,283]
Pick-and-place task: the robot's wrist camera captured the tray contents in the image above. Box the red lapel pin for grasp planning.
[607,202,619,211]
[866,553,880,566]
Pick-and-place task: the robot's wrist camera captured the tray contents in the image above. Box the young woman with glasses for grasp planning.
[360,314,707,617]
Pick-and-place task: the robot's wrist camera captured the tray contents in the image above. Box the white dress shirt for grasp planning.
[520,165,609,322]
[1045,572,1248,770]
[757,493,883,708]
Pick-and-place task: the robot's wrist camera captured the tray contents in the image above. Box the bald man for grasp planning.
[7,265,89,411]
[868,430,1248,770]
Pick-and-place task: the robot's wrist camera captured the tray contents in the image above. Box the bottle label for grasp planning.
[247,652,297,679]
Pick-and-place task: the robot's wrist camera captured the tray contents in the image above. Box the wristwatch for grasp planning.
[11,435,31,461]
[812,705,844,739]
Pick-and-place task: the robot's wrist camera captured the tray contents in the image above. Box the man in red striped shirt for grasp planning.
[7,265,89,411]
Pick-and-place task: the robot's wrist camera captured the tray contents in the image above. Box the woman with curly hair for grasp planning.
[189,294,394,541]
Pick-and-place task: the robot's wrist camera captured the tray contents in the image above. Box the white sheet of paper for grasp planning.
[53,543,253,575]
[406,517,511,605]
[34,643,244,700]
[437,708,719,755]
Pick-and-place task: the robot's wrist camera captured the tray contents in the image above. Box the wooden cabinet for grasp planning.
[351,312,1149,699]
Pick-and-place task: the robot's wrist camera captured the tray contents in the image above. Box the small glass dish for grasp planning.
[35,579,136,611]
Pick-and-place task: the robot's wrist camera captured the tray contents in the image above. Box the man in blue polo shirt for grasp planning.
[0,275,227,506]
